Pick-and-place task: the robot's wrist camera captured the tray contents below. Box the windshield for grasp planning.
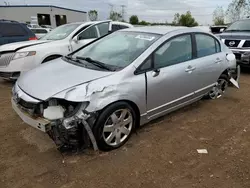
[72,31,160,68]
[225,20,250,32]
[41,23,80,40]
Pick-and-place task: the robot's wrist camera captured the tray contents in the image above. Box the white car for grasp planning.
[30,28,52,39]
[0,20,133,80]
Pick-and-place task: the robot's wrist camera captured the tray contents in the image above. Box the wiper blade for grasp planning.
[76,56,113,71]
[64,55,81,63]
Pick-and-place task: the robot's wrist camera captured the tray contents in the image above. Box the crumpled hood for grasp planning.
[0,40,49,52]
[17,58,113,101]
[219,32,250,40]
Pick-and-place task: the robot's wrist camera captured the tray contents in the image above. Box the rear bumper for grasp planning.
[11,98,51,132]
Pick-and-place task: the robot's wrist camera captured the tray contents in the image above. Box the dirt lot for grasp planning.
[1,72,250,188]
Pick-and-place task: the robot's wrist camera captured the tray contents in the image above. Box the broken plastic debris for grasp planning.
[197,149,208,154]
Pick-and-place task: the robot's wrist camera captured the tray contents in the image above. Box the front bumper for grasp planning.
[230,48,250,66]
[11,98,51,132]
[0,72,20,80]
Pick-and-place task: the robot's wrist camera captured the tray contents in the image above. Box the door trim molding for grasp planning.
[147,92,194,114]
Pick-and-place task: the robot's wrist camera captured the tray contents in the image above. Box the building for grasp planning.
[0,5,87,28]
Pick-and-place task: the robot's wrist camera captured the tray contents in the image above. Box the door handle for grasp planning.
[215,58,223,63]
[185,66,196,72]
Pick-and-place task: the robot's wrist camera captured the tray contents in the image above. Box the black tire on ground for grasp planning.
[92,102,136,151]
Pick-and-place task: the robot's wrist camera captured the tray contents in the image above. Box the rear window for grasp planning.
[0,23,27,37]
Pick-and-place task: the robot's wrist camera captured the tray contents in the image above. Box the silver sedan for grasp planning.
[12,26,240,152]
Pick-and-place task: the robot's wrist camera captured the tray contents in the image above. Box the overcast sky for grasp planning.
[1,0,230,25]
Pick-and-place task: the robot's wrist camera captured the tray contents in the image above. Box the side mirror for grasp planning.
[72,36,78,43]
[226,53,235,61]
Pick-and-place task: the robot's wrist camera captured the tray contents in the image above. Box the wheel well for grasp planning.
[42,55,62,63]
[100,100,141,128]
[220,69,229,80]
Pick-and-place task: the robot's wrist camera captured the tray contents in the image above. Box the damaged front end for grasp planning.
[12,84,99,152]
[45,100,99,152]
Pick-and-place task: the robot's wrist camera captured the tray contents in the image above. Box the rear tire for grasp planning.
[93,102,136,151]
[207,74,229,99]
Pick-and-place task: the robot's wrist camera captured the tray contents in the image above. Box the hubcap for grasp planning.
[209,78,228,99]
[103,109,133,146]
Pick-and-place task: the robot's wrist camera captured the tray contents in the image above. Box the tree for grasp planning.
[129,15,139,25]
[109,11,122,21]
[172,13,180,25]
[139,20,149,25]
[172,11,198,27]
[213,6,225,25]
[226,0,250,22]
[88,10,98,21]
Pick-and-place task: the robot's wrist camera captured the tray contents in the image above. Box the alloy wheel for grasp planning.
[102,109,133,147]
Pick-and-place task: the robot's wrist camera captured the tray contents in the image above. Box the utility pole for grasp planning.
[121,5,126,21]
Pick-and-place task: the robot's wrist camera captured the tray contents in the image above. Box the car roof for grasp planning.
[111,21,133,27]
[119,26,199,35]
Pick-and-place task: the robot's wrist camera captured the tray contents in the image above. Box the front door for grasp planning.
[146,34,198,118]
[71,21,111,51]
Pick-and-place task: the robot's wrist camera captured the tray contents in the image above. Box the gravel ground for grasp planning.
[0,72,250,188]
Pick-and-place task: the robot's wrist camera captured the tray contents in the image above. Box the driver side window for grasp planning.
[78,26,98,40]
[154,34,192,68]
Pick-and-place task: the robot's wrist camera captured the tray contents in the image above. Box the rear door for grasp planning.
[71,21,111,51]
[190,33,226,97]
[0,23,29,45]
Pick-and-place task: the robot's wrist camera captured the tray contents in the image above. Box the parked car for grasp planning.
[0,20,37,46]
[11,27,239,152]
[218,19,250,67]
[40,25,53,29]
[27,24,41,28]
[0,20,133,80]
[30,28,52,39]
[210,25,227,34]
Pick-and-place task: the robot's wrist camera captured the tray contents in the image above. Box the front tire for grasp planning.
[93,102,136,151]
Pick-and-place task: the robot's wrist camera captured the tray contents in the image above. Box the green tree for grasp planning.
[213,6,225,25]
[88,10,98,21]
[226,0,250,22]
[175,11,198,27]
[129,15,139,25]
[139,20,149,25]
[109,11,122,21]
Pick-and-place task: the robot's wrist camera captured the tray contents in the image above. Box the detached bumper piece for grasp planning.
[12,98,51,132]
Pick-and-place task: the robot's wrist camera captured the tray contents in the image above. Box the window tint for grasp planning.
[97,23,109,37]
[196,34,218,58]
[0,23,27,37]
[78,26,98,40]
[120,25,129,29]
[112,24,121,32]
[154,35,192,68]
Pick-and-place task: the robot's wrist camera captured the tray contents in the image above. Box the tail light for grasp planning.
[29,36,37,40]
